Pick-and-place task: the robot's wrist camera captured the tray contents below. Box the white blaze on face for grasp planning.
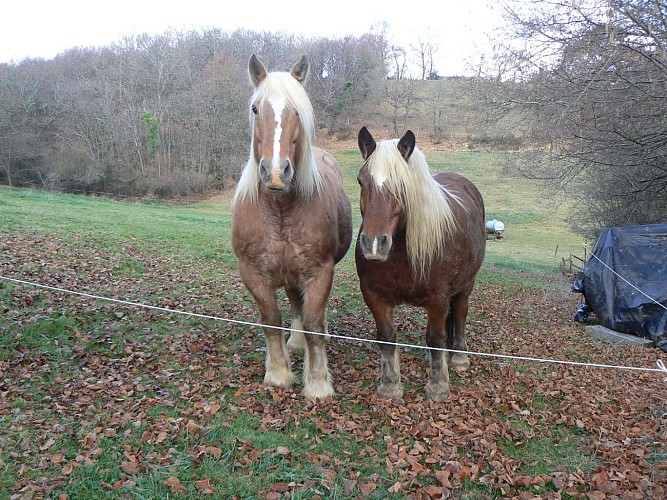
[367,166,389,258]
[270,97,286,176]
[372,237,379,255]
[373,170,386,187]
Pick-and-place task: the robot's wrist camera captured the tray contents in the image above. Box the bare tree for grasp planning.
[0,27,391,197]
[411,35,439,80]
[304,34,386,134]
[382,78,421,134]
[0,67,36,186]
[0,60,63,188]
[488,0,667,236]
[388,45,408,80]
[172,50,248,184]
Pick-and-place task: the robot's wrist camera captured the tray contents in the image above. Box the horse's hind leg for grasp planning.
[285,287,306,352]
[448,287,472,373]
[425,305,451,401]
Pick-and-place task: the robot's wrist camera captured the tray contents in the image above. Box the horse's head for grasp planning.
[356,127,416,261]
[248,54,312,195]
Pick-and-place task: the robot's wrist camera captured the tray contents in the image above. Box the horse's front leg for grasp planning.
[425,305,451,401]
[238,262,293,388]
[301,264,335,401]
[365,294,402,400]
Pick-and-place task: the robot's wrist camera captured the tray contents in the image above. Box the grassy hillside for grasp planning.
[1,147,584,276]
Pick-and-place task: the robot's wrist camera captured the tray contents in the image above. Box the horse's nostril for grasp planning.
[260,158,270,177]
[283,159,292,177]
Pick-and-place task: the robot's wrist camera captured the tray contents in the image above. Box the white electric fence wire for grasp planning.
[1,275,666,379]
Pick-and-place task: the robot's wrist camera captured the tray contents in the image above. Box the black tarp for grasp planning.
[572,224,667,351]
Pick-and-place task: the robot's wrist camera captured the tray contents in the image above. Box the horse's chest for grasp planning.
[266,233,313,265]
[249,223,324,281]
[370,270,431,305]
[357,259,431,306]
[232,198,335,285]
[356,244,455,307]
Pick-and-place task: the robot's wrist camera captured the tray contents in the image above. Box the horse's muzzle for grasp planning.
[359,233,392,261]
[264,181,290,194]
[260,157,293,194]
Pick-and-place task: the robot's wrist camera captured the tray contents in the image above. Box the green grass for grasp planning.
[0,188,235,261]
[499,428,601,477]
[48,409,393,499]
[435,150,580,268]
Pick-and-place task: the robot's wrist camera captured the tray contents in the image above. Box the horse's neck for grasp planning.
[260,189,310,213]
[393,225,408,249]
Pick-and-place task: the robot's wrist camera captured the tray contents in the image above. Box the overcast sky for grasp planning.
[1,1,504,76]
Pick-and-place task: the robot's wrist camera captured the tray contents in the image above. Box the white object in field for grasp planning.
[485,219,504,239]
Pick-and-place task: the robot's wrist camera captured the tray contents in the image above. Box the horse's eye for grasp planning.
[251,105,258,115]
[357,177,363,187]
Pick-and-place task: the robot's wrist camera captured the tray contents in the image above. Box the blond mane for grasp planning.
[368,139,461,278]
[232,71,322,207]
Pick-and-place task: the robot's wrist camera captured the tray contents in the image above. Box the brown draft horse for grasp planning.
[231,54,352,400]
[355,127,486,401]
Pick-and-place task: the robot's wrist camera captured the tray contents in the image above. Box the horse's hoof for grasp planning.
[449,354,470,373]
[425,383,451,402]
[377,383,404,401]
[302,381,335,401]
[264,370,294,388]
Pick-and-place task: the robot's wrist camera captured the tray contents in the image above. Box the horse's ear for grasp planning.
[249,54,267,88]
[358,127,376,161]
[291,55,309,85]
[397,130,416,162]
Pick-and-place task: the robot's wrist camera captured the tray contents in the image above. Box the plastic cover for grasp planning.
[572,224,667,351]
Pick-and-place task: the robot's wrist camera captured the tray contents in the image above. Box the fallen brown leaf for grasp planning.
[164,476,187,493]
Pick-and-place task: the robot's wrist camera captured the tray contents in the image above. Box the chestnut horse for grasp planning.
[355,127,486,401]
[231,55,352,400]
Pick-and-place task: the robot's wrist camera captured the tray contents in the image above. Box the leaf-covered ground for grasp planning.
[1,231,666,499]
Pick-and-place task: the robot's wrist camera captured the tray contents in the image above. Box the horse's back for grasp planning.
[313,147,343,181]
[313,147,353,264]
[435,171,486,273]
[434,172,485,227]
